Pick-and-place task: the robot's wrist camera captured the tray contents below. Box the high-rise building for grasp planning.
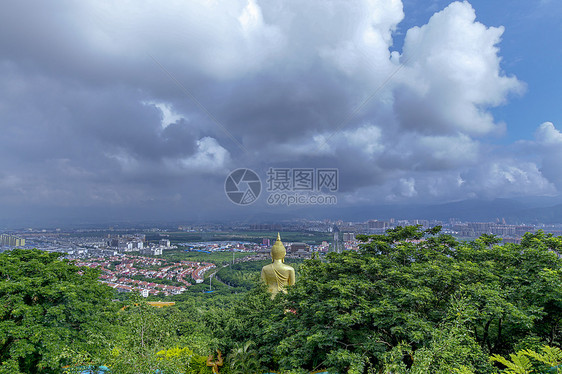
[343,232,355,241]
[368,220,388,229]
[0,234,25,247]
[288,242,309,253]
[333,225,340,253]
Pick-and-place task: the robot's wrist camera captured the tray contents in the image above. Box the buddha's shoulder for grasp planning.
[278,263,295,271]
[261,263,274,271]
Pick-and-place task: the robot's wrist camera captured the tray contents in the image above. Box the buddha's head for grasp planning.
[271,233,286,262]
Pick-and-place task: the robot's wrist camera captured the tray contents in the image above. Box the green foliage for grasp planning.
[3,227,562,373]
[226,341,262,374]
[216,261,268,290]
[223,226,562,373]
[0,249,116,373]
[156,346,209,374]
[101,294,217,373]
[491,345,562,373]
[381,298,494,373]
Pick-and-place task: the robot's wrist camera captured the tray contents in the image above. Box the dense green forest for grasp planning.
[1,227,561,373]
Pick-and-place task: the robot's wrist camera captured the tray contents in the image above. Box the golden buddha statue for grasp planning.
[261,233,295,297]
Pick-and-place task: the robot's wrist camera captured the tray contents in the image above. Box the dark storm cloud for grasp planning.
[219,73,359,146]
[0,0,554,224]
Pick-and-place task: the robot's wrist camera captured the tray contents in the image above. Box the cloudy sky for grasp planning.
[1,0,561,226]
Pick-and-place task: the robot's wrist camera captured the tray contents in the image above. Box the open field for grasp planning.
[160,250,256,265]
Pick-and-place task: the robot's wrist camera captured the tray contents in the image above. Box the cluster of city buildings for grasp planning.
[0,231,180,258]
[181,241,251,251]
[2,216,562,260]
[0,234,25,247]
[106,234,174,256]
[252,239,332,260]
[74,255,215,297]
[330,218,562,244]
[450,222,537,239]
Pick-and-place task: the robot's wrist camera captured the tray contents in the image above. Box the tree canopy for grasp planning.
[224,227,562,373]
[0,249,116,373]
[1,227,561,373]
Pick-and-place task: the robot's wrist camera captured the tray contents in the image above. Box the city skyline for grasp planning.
[1,1,561,226]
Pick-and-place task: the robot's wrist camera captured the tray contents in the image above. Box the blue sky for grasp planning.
[0,0,561,226]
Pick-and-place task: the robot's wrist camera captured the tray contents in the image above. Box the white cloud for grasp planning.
[344,125,385,157]
[535,121,562,145]
[176,137,231,173]
[461,161,556,197]
[386,177,417,201]
[379,132,480,172]
[143,101,184,129]
[532,122,562,189]
[238,0,263,32]
[319,0,404,76]
[394,1,523,136]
